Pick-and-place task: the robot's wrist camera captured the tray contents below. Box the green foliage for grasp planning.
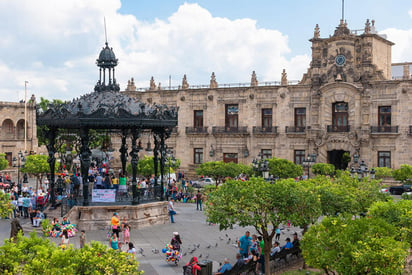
[267,157,303,179]
[392,164,412,183]
[301,216,409,274]
[0,232,143,274]
[401,192,412,200]
[372,167,393,179]
[21,155,58,187]
[0,191,12,218]
[41,219,52,236]
[311,163,335,176]
[368,200,412,245]
[206,178,321,274]
[126,155,180,178]
[0,153,9,171]
[196,161,248,184]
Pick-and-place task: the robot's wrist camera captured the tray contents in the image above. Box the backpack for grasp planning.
[183,264,194,275]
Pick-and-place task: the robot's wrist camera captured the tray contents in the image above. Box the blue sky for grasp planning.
[0,0,411,102]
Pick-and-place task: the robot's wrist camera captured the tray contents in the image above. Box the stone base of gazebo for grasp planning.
[65,201,169,231]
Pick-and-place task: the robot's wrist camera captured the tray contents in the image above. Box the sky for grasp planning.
[0,0,411,102]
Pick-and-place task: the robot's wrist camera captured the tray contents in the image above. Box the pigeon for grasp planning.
[215,243,218,247]
[198,254,202,258]
[152,248,159,254]
[183,252,187,257]
[226,238,231,244]
[206,244,211,249]
[205,254,209,259]
[138,248,144,254]
[219,236,224,241]
[225,234,228,237]
[196,244,200,248]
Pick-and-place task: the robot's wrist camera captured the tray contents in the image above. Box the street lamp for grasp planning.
[350,160,371,179]
[252,153,269,180]
[166,148,176,184]
[302,153,316,179]
[12,151,26,192]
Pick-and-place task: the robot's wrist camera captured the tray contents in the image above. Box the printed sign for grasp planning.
[92,189,116,202]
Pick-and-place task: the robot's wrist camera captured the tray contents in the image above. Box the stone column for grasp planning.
[119,129,128,174]
[153,133,160,198]
[80,127,91,206]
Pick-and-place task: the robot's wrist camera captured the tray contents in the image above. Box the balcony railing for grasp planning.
[185,127,208,134]
[285,126,306,133]
[370,126,398,133]
[212,126,248,134]
[252,126,278,134]
[327,125,350,132]
[410,126,412,135]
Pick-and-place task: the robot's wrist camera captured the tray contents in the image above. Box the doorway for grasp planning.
[328,150,350,170]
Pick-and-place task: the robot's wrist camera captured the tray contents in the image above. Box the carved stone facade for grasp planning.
[124,20,412,173]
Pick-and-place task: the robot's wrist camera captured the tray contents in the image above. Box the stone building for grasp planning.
[0,95,39,166]
[123,19,412,175]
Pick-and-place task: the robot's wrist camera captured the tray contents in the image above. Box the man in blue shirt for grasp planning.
[238,231,252,258]
[283,237,293,250]
[215,258,232,274]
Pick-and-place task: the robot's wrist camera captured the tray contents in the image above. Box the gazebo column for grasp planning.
[119,129,128,174]
[159,132,166,201]
[45,127,57,208]
[80,127,91,206]
[153,133,160,198]
[130,128,140,205]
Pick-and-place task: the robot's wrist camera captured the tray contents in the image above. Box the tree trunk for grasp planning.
[264,235,273,275]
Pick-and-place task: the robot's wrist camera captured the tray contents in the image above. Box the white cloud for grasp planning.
[0,1,410,102]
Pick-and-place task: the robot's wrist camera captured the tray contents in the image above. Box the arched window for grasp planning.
[1,119,14,139]
[16,119,25,140]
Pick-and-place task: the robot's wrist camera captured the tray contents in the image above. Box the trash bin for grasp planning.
[198,260,212,275]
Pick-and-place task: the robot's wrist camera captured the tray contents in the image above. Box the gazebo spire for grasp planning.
[95,41,119,92]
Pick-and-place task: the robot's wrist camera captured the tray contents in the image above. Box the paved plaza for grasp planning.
[0,202,301,275]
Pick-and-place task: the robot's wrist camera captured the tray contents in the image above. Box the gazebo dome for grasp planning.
[96,42,118,68]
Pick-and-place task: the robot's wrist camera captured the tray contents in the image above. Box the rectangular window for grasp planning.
[294,108,306,128]
[223,153,238,164]
[261,149,272,159]
[378,151,391,168]
[332,102,348,127]
[225,104,239,128]
[261,109,272,128]
[5,152,12,167]
[194,110,203,128]
[194,148,203,164]
[294,150,305,165]
[378,106,391,126]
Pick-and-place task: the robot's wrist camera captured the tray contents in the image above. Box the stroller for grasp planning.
[162,244,182,265]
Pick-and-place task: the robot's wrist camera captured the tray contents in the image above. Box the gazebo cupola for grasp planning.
[95,42,119,92]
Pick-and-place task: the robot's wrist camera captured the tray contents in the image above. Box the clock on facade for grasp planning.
[335,55,346,66]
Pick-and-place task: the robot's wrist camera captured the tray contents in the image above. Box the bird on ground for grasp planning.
[205,254,209,259]
[152,248,159,254]
[225,234,228,237]
[226,238,231,244]
[206,244,211,249]
[138,248,144,254]
[215,243,218,247]
[196,244,200,248]
[219,236,224,241]
[183,252,187,257]
[198,254,202,258]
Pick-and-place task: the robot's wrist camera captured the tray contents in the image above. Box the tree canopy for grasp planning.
[302,215,408,274]
[21,154,58,189]
[206,178,321,274]
[311,163,335,176]
[0,232,143,274]
[126,155,180,178]
[195,161,252,185]
[0,153,9,171]
[0,191,12,218]
[392,164,412,183]
[267,157,303,179]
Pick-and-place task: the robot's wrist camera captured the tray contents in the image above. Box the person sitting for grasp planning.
[52,217,61,232]
[270,241,281,256]
[62,216,71,225]
[245,249,259,263]
[215,258,232,274]
[32,209,45,227]
[292,232,300,248]
[185,256,201,275]
[282,238,293,250]
[233,253,245,269]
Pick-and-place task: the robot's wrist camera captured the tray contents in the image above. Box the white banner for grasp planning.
[92,189,116,202]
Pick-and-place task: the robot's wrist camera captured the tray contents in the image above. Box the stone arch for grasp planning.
[16,119,26,140]
[319,83,361,129]
[1,119,14,139]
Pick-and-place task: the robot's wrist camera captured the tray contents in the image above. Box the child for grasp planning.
[79,230,86,248]
[127,242,136,255]
[60,229,69,250]
[123,223,130,244]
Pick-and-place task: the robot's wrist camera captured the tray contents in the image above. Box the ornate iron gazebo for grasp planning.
[37,42,178,206]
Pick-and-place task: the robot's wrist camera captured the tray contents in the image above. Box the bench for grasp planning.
[270,246,301,263]
[222,260,257,275]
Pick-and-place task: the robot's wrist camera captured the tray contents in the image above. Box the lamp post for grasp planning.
[166,148,176,184]
[252,153,270,180]
[12,151,26,193]
[302,153,316,179]
[350,160,372,179]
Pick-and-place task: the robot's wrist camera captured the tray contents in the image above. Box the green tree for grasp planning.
[206,178,321,275]
[126,156,180,178]
[21,154,58,190]
[0,191,12,218]
[311,163,335,176]
[267,157,303,179]
[392,164,412,183]
[372,167,393,179]
[0,232,143,274]
[0,153,9,171]
[196,161,251,186]
[301,215,408,274]
[368,200,412,245]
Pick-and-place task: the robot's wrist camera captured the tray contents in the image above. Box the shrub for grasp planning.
[373,167,393,179]
[311,163,335,176]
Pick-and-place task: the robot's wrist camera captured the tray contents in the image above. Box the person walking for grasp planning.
[238,231,252,258]
[168,198,176,223]
[79,230,87,248]
[195,191,202,211]
[60,229,70,250]
[111,212,120,238]
[110,232,119,250]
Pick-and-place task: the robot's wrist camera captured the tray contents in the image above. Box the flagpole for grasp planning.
[24,81,28,152]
